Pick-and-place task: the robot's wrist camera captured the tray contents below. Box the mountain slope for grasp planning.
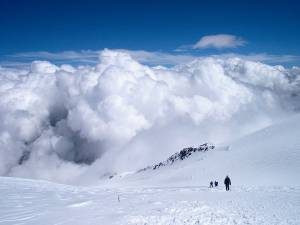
[108,113,300,187]
[1,115,299,225]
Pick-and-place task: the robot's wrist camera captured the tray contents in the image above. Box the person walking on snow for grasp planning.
[214,181,218,187]
[224,176,231,191]
[209,181,213,188]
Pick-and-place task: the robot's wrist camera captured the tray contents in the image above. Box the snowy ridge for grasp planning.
[137,143,215,172]
[109,114,300,187]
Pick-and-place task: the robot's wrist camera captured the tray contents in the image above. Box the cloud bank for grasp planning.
[0,49,299,184]
[4,49,300,68]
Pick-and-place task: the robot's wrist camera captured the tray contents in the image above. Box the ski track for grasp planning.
[0,178,299,225]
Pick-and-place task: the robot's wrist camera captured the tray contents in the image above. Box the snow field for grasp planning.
[0,177,299,225]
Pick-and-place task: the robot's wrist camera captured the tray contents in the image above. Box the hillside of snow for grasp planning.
[1,104,300,225]
[106,113,300,187]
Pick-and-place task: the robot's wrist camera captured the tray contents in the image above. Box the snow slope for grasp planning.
[0,113,299,224]
[107,113,300,187]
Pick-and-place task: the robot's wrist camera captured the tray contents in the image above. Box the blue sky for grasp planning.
[0,0,300,67]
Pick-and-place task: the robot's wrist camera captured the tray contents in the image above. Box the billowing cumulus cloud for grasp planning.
[0,49,299,184]
[193,34,246,49]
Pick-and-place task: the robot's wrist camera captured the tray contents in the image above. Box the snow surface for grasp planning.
[107,113,300,187]
[0,177,299,225]
[1,114,300,224]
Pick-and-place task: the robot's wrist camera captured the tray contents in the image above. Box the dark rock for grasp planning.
[139,143,215,172]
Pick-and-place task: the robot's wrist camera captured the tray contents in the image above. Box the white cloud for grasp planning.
[116,49,196,65]
[212,53,300,64]
[193,34,246,49]
[0,49,300,184]
[11,50,100,64]
[8,49,196,67]
[31,61,59,73]
[4,49,300,68]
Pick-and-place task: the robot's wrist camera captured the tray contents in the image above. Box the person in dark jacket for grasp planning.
[214,181,218,187]
[209,181,213,188]
[224,176,231,191]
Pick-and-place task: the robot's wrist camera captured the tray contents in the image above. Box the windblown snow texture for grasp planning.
[0,49,300,184]
[1,177,299,225]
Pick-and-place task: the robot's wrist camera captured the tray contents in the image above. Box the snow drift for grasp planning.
[0,49,299,184]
